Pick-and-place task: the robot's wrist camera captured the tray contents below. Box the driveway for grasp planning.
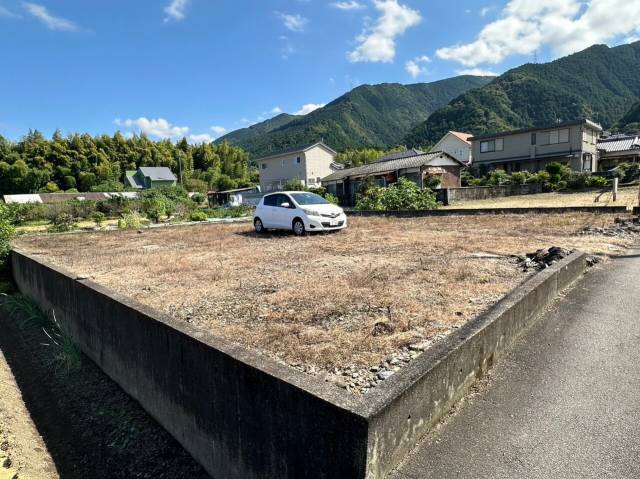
[392,249,640,479]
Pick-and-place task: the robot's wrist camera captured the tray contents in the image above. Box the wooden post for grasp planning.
[613,177,618,202]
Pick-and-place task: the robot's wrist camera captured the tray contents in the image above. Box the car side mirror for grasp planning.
[281,202,290,208]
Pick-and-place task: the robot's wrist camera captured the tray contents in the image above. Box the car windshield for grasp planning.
[290,192,330,205]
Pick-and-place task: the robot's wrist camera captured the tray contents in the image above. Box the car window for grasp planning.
[290,192,330,205]
[275,194,292,208]
[263,194,277,206]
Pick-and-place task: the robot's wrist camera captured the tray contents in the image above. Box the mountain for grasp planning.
[613,101,640,133]
[404,42,640,147]
[217,75,493,157]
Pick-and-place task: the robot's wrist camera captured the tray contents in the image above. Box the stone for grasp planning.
[377,370,394,380]
[408,342,430,352]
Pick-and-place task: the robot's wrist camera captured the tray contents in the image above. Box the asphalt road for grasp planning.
[392,249,640,479]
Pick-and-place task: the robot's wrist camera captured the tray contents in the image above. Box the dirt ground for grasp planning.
[0,304,208,479]
[443,185,639,209]
[14,214,635,393]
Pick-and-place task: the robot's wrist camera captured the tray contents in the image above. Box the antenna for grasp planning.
[533,50,538,64]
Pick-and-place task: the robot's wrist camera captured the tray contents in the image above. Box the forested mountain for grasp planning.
[613,101,640,134]
[0,131,254,195]
[403,42,640,147]
[217,75,493,156]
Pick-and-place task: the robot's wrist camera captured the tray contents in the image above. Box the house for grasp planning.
[3,192,138,204]
[471,119,603,174]
[207,186,260,207]
[431,131,473,165]
[597,134,640,170]
[256,141,343,192]
[321,150,464,206]
[125,167,177,189]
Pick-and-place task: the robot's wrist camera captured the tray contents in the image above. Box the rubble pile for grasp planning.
[581,217,640,238]
[518,246,573,271]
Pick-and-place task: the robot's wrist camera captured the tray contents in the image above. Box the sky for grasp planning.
[1,0,639,143]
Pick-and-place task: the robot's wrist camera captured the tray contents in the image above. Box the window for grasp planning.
[558,128,569,143]
[549,128,569,144]
[261,163,267,170]
[583,153,592,171]
[281,159,285,167]
[531,133,537,145]
[307,177,316,184]
[296,156,301,164]
[480,139,504,153]
[263,194,277,206]
[275,194,292,208]
[480,141,494,153]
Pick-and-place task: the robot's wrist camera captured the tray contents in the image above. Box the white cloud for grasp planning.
[456,68,498,76]
[279,35,296,59]
[294,103,326,115]
[437,0,640,68]
[24,3,77,31]
[189,134,213,144]
[114,117,189,139]
[276,12,308,32]
[480,6,495,17]
[271,106,283,114]
[164,0,189,22]
[332,1,366,11]
[210,125,227,136]
[405,55,431,78]
[348,0,422,63]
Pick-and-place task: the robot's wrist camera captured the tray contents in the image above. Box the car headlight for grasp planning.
[302,208,322,217]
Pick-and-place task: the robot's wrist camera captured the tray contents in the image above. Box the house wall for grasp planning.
[472,123,601,173]
[150,179,177,188]
[433,134,471,164]
[258,146,336,192]
[303,146,337,188]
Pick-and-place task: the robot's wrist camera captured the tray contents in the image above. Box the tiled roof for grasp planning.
[449,131,472,144]
[598,136,640,153]
[376,149,424,163]
[322,151,461,182]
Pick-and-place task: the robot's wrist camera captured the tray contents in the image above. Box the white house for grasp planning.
[256,141,342,192]
[430,131,473,165]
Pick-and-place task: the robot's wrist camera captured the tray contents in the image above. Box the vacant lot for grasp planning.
[14,215,634,393]
[444,186,639,209]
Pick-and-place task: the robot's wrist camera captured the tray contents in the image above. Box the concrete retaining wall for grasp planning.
[349,206,628,218]
[445,183,543,204]
[11,249,587,478]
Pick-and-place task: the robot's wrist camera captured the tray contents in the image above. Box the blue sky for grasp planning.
[1,0,639,142]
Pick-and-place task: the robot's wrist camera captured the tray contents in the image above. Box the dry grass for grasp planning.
[13,214,634,375]
[444,186,640,209]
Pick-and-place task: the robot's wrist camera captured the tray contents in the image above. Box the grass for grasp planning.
[444,186,640,209]
[13,214,635,385]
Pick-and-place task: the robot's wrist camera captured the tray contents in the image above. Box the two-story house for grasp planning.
[125,167,177,189]
[471,119,603,174]
[256,141,342,192]
[431,131,473,165]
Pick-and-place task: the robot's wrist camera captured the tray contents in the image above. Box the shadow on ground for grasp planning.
[0,300,210,479]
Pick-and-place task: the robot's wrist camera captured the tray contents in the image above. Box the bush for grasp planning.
[585,175,609,187]
[510,171,532,185]
[283,179,305,191]
[566,171,590,189]
[48,213,77,232]
[141,189,173,223]
[117,211,146,229]
[191,192,206,205]
[91,211,106,226]
[204,205,254,218]
[190,210,208,222]
[356,177,440,211]
[0,217,15,269]
[485,169,510,185]
[324,193,339,205]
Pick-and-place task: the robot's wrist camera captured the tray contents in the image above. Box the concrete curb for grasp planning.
[10,249,588,478]
[348,206,628,217]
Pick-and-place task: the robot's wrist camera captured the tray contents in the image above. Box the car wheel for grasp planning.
[292,218,306,236]
[254,218,265,234]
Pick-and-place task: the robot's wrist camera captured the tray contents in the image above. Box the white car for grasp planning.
[253,191,347,236]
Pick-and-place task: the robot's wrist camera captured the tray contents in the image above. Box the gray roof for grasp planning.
[598,136,640,153]
[138,167,177,181]
[470,119,603,141]
[322,151,462,182]
[376,149,425,162]
[254,141,337,161]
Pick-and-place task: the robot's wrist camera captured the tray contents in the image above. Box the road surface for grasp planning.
[392,249,640,479]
